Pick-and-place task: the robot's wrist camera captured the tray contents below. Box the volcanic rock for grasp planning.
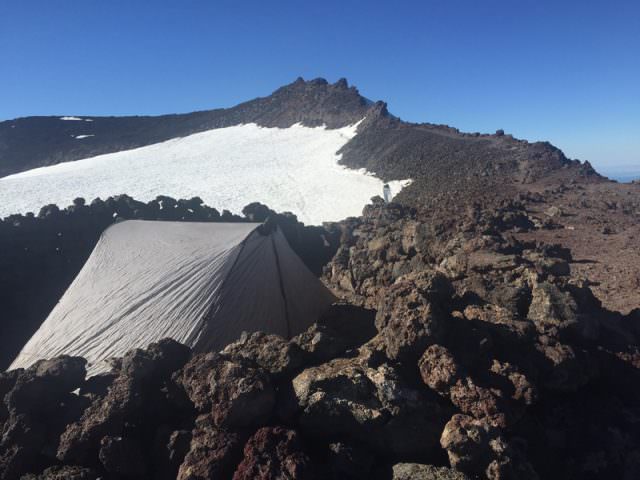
[19,465,99,480]
[374,271,451,362]
[326,441,374,479]
[440,414,537,479]
[177,416,243,480]
[391,462,469,480]
[232,426,312,480]
[98,435,147,476]
[292,356,445,457]
[292,303,377,362]
[222,331,306,380]
[175,352,275,428]
[5,356,86,414]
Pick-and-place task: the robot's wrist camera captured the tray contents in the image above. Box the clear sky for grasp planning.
[1,0,638,177]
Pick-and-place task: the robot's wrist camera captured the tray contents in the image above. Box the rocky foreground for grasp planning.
[2,197,640,480]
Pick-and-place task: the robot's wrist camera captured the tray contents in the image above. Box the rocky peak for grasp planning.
[257,76,379,128]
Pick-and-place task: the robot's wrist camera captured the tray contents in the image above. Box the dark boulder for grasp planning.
[527,282,578,337]
[292,357,445,457]
[327,441,374,479]
[19,465,99,480]
[232,426,312,480]
[440,414,537,479]
[175,353,275,428]
[56,375,143,465]
[5,356,86,414]
[0,414,46,480]
[374,272,451,362]
[152,427,192,480]
[177,416,243,480]
[391,463,469,479]
[293,303,376,362]
[121,338,191,383]
[98,435,147,477]
[222,331,306,380]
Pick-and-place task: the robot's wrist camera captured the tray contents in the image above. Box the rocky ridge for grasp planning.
[1,77,599,208]
[2,196,639,479]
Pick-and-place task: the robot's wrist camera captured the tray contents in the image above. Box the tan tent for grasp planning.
[10,220,335,373]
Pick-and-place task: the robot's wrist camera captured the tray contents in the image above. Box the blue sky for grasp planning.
[1,0,638,177]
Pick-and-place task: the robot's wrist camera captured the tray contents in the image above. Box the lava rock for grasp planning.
[292,356,445,457]
[19,465,99,479]
[293,303,377,362]
[175,353,275,428]
[6,356,86,414]
[121,337,191,382]
[375,272,451,362]
[527,282,579,337]
[98,435,147,476]
[232,426,312,480]
[152,427,192,480]
[177,416,243,480]
[0,413,46,479]
[56,375,143,465]
[391,462,469,479]
[222,331,306,380]
[440,414,537,479]
[419,344,462,394]
[327,441,374,479]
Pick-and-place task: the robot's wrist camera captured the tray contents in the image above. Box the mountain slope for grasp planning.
[0,122,407,224]
[0,78,371,177]
[1,77,602,222]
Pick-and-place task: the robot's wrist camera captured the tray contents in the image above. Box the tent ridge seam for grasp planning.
[270,233,291,339]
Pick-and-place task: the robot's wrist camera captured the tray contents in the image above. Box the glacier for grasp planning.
[0,122,410,225]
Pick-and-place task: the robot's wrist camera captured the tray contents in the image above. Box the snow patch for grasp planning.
[60,116,83,121]
[0,122,411,225]
[73,135,95,139]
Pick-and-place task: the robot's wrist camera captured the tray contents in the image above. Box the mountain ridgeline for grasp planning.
[0,77,599,205]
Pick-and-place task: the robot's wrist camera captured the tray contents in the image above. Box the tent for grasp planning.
[10,220,336,373]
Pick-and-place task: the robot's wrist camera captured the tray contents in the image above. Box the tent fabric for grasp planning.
[10,220,335,373]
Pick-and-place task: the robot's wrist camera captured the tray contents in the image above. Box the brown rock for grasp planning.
[177,416,243,480]
[175,353,275,428]
[419,344,461,394]
[19,465,99,479]
[223,331,306,380]
[391,462,470,479]
[375,272,450,362]
[293,303,377,363]
[232,426,312,480]
[56,375,142,465]
[6,356,86,414]
[98,435,147,476]
[292,357,445,457]
[440,414,537,479]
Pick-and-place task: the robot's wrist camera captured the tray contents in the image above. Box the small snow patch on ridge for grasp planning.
[60,116,83,121]
[73,135,95,140]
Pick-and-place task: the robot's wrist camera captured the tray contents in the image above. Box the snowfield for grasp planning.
[0,122,410,225]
